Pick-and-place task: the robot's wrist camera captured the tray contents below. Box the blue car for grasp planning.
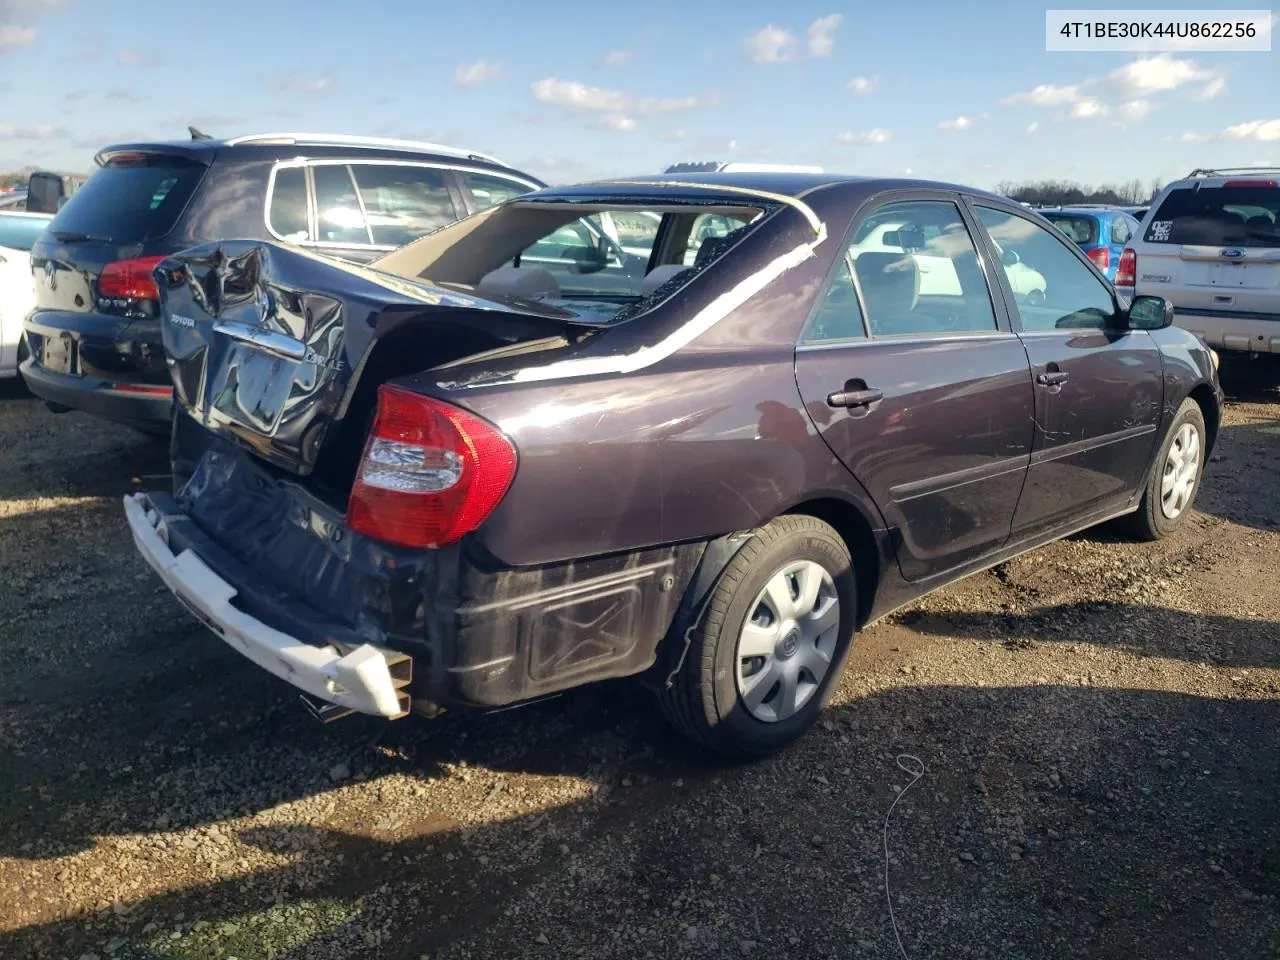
[1036,205,1142,282]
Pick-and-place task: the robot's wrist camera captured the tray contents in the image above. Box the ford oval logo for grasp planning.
[1220,247,1245,259]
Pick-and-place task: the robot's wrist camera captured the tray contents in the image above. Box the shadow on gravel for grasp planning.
[897,603,1280,670]
[1193,416,1280,533]
[3,680,1278,960]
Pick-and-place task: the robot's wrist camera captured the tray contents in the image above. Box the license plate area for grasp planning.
[40,334,79,375]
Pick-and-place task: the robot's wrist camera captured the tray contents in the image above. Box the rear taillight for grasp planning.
[347,385,517,549]
[99,255,167,300]
[1087,247,1111,271]
[1115,248,1136,288]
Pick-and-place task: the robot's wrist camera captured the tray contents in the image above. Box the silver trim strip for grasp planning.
[225,132,507,166]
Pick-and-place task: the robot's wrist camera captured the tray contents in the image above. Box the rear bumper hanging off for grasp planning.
[124,491,412,718]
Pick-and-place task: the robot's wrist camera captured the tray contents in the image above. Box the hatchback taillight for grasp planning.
[98,255,167,300]
[1115,248,1137,288]
[1087,246,1111,271]
[346,385,517,548]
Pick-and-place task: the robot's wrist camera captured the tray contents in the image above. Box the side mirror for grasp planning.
[1001,248,1021,267]
[1126,295,1174,331]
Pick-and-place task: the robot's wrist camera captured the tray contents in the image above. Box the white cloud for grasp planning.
[1104,54,1216,98]
[658,128,687,141]
[1192,77,1226,101]
[847,75,878,96]
[454,59,502,87]
[1117,99,1153,122]
[264,74,334,94]
[1179,131,1207,142]
[0,23,35,49]
[1002,83,1081,106]
[0,0,67,10]
[592,113,636,132]
[0,122,61,139]
[104,86,145,103]
[806,14,842,58]
[1221,119,1280,142]
[744,24,797,63]
[1026,121,1041,134]
[601,49,630,68]
[1067,99,1108,119]
[837,128,893,145]
[530,78,718,116]
[937,115,973,131]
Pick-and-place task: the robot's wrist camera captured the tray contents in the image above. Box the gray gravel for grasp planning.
[1,363,1278,960]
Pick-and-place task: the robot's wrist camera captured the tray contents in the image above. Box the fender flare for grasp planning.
[641,529,757,691]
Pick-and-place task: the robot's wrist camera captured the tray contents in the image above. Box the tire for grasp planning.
[1124,397,1206,541]
[659,515,857,758]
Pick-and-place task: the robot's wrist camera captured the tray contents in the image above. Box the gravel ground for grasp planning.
[1,363,1278,960]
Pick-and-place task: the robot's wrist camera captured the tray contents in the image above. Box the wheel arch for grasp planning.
[1186,381,1220,457]
[782,497,882,628]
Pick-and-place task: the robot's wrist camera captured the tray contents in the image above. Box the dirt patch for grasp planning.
[1,367,1278,960]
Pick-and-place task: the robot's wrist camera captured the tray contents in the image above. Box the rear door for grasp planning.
[794,194,1034,583]
[972,203,1163,535]
[1136,180,1280,319]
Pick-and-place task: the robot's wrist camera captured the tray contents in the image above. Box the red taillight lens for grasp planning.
[1087,246,1111,271]
[99,255,167,300]
[1115,248,1136,288]
[347,385,517,549]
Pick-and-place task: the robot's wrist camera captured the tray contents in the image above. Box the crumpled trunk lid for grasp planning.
[156,240,577,476]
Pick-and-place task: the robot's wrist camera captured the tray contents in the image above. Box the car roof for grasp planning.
[0,209,53,220]
[522,171,1013,204]
[91,133,534,179]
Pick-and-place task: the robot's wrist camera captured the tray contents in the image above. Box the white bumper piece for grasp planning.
[124,493,409,718]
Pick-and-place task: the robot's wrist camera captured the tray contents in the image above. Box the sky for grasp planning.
[0,0,1277,189]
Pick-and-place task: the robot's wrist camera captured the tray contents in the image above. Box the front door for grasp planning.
[973,204,1164,535]
[794,196,1035,582]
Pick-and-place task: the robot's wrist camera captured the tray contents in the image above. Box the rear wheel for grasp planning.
[659,515,856,758]
[1124,397,1206,541]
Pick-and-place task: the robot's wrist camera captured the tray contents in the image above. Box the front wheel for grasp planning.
[1124,397,1206,541]
[658,515,857,758]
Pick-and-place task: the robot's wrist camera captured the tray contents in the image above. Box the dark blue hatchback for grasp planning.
[1037,206,1141,282]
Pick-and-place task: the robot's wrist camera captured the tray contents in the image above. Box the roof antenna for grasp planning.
[188,126,213,141]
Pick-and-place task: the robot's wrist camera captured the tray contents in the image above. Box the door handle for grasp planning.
[1036,371,1069,386]
[827,387,884,408]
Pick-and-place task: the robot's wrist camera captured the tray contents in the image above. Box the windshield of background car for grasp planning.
[1042,214,1099,245]
[0,214,51,251]
[371,199,766,317]
[46,154,206,244]
[1145,185,1280,247]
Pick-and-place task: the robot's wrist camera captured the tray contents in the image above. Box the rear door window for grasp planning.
[1145,185,1280,247]
[313,165,370,245]
[46,155,206,243]
[349,164,459,246]
[1111,216,1132,244]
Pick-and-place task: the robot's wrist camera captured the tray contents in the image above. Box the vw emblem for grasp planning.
[42,260,56,291]
[1219,248,1245,259]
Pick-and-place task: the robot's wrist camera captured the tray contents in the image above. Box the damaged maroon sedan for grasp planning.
[125,172,1221,756]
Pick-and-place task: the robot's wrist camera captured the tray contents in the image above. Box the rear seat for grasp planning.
[477,265,560,299]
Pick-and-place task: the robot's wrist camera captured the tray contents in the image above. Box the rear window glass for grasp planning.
[47,156,205,244]
[350,165,458,246]
[1043,214,1099,245]
[1146,185,1280,247]
[0,214,50,251]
